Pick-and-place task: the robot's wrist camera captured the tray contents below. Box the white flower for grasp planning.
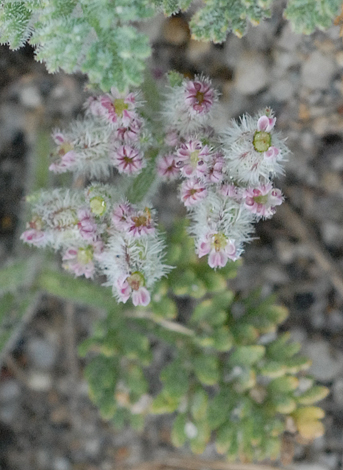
[220,110,290,185]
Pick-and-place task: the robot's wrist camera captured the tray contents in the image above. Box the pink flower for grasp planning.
[49,132,77,174]
[198,232,238,268]
[62,246,96,278]
[243,183,283,218]
[180,178,207,207]
[111,145,145,175]
[85,96,107,117]
[157,154,179,181]
[257,115,276,133]
[176,140,211,179]
[20,216,49,247]
[20,229,47,247]
[207,152,224,183]
[115,272,150,306]
[116,275,131,303]
[77,208,98,241]
[114,118,142,143]
[219,184,241,201]
[112,202,133,231]
[99,88,137,126]
[128,207,155,238]
[264,146,280,160]
[49,151,77,173]
[165,129,180,147]
[184,79,215,115]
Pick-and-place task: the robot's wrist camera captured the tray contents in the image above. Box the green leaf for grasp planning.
[268,376,299,394]
[189,420,211,454]
[191,388,208,421]
[207,390,234,430]
[0,257,39,295]
[229,345,265,367]
[160,358,189,399]
[191,299,227,327]
[212,326,233,352]
[37,268,114,310]
[231,324,259,345]
[297,386,330,405]
[215,422,237,454]
[233,369,256,392]
[171,413,187,447]
[125,151,158,203]
[193,355,219,386]
[150,391,180,414]
[0,291,39,359]
[259,361,287,378]
[284,356,312,373]
[151,296,177,319]
[202,271,227,293]
[125,364,148,397]
[267,332,301,360]
[273,396,297,414]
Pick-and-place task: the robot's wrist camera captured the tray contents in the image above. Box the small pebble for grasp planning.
[26,337,59,371]
[234,51,270,95]
[303,340,343,382]
[27,371,53,391]
[332,379,343,406]
[0,379,21,403]
[301,51,336,90]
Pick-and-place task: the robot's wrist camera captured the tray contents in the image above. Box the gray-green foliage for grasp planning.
[79,221,328,462]
[284,0,342,34]
[0,0,341,91]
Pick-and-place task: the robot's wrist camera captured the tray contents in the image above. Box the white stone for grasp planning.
[272,50,301,77]
[26,337,59,370]
[333,378,343,406]
[223,34,245,69]
[318,452,339,470]
[185,422,198,439]
[0,379,21,402]
[301,51,336,90]
[270,79,295,102]
[276,23,302,52]
[53,457,71,470]
[20,85,42,108]
[234,52,270,95]
[321,221,343,248]
[303,339,343,382]
[27,371,53,391]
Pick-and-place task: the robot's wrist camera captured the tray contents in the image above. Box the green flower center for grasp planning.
[195,90,205,104]
[90,196,106,216]
[29,215,43,231]
[211,233,227,252]
[77,246,93,264]
[253,131,271,153]
[113,98,129,117]
[58,141,73,156]
[190,150,200,166]
[253,194,268,204]
[127,271,145,291]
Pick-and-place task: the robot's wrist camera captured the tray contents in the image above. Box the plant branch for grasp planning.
[127,310,195,337]
[275,200,343,299]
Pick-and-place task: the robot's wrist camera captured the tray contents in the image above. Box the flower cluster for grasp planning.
[157,76,288,269]
[21,186,170,306]
[22,76,290,304]
[49,88,150,179]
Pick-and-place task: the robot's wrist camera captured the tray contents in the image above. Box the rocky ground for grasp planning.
[1,4,343,470]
